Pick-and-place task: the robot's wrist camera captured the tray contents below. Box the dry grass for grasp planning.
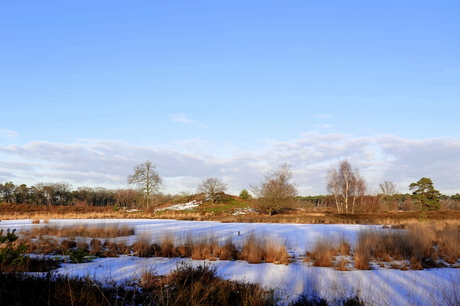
[354,229,376,270]
[335,258,349,271]
[117,240,130,255]
[89,239,103,255]
[265,239,290,264]
[240,232,267,264]
[20,223,135,239]
[307,238,338,267]
[238,232,289,264]
[190,233,219,260]
[432,223,460,263]
[157,232,178,257]
[0,265,276,306]
[410,256,423,270]
[337,240,351,256]
[60,239,77,250]
[217,238,237,260]
[132,233,152,257]
[26,236,61,255]
[352,221,460,270]
[139,263,276,306]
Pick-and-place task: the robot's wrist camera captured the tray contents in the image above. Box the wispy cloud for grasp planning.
[171,113,207,128]
[0,133,459,195]
[315,124,332,128]
[0,129,19,139]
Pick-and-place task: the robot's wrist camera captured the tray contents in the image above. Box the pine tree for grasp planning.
[409,177,441,211]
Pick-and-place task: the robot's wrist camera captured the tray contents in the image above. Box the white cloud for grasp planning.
[0,129,19,139]
[0,133,459,195]
[171,113,207,128]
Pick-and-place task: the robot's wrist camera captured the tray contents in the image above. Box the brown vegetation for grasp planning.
[2,202,460,225]
[0,264,276,306]
[308,239,337,267]
[240,232,290,264]
[20,223,135,239]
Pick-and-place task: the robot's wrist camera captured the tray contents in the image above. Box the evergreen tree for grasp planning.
[239,189,252,201]
[409,177,441,211]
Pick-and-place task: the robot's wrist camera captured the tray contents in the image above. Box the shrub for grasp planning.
[289,293,329,306]
[0,266,276,306]
[154,263,277,306]
[0,229,60,272]
[0,229,29,272]
[66,248,95,263]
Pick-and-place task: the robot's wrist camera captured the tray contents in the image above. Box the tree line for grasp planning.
[0,182,142,207]
[1,160,459,214]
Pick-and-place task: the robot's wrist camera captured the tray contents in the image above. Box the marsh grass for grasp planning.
[265,239,290,264]
[157,231,177,257]
[217,237,238,260]
[21,223,135,239]
[352,221,460,270]
[308,239,338,268]
[132,233,153,257]
[240,232,267,264]
[190,233,219,260]
[353,230,376,270]
[239,232,289,264]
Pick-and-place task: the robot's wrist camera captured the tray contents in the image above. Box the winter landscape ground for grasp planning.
[1,218,459,306]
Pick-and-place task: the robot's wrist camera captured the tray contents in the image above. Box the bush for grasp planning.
[0,229,28,272]
[153,263,277,306]
[0,229,60,272]
[66,248,95,263]
[0,265,278,306]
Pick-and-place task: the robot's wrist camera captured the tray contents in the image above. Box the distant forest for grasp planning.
[1,181,459,212]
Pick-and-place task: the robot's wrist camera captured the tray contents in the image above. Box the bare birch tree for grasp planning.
[249,164,298,216]
[127,161,162,209]
[326,160,366,214]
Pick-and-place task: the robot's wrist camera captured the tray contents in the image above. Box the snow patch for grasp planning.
[156,200,202,211]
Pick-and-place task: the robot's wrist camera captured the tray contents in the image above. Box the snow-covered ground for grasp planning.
[1,219,459,305]
[155,200,202,211]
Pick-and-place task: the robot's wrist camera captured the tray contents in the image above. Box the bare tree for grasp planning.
[249,164,298,216]
[197,177,227,204]
[127,161,162,209]
[53,182,72,206]
[34,182,57,206]
[114,188,139,208]
[0,182,16,203]
[377,181,398,210]
[326,160,366,214]
[179,190,194,203]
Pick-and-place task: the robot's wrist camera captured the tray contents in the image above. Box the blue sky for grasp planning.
[1,1,459,195]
